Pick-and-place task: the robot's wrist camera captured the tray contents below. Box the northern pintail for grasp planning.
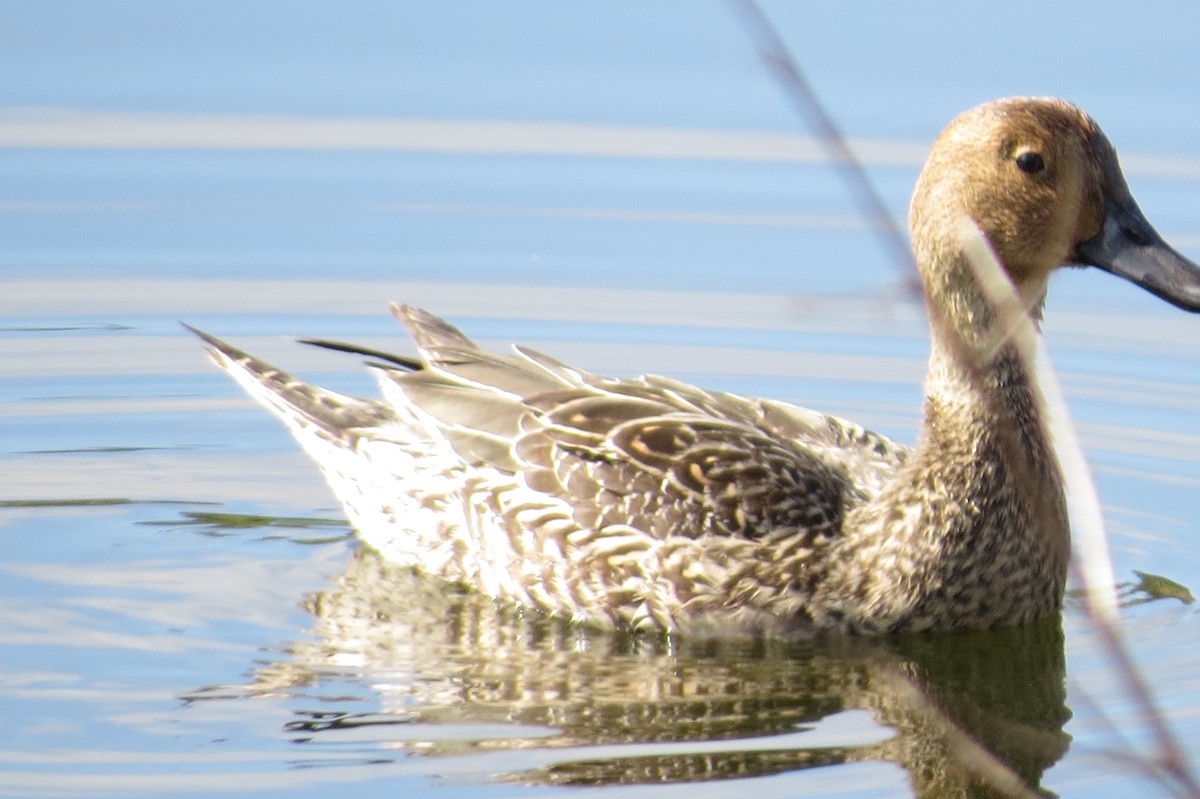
[190,97,1200,636]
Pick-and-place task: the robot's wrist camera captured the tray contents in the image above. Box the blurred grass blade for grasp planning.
[727,0,917,286]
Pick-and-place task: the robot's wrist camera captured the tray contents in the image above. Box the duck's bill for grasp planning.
[1076,193,1200,312]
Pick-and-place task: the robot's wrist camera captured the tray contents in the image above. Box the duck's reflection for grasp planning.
[235,547,1070,796]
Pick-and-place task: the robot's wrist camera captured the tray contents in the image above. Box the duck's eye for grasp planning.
[1015,151,1046,174]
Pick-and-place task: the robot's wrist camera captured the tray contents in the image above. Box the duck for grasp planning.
[189,97,1200,636]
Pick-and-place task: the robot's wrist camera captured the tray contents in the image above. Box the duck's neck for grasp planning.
[916,236,1063,524]
[820,255,1070,633]
[917,248,1062,524]
[922,332,1059,488]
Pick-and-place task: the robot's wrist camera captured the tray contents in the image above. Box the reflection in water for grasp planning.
[194,547,1070,797]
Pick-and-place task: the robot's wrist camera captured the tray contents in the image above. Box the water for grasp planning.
[3,3,1200,797]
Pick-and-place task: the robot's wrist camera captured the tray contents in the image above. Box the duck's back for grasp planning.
[198,306,909,631]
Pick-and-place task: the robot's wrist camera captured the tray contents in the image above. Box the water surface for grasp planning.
[3,3,1200,797]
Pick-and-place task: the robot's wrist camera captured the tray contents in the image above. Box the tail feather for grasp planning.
[297,337,423,371]
[392,303,480,355]
[388,303,592,399]
[184,324,395,440]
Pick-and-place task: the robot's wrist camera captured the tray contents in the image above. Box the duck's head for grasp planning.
[910,96,1200,316]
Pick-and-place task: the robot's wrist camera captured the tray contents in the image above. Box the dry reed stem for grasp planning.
[731,1,1200,795]
[959,219,1200,798]
[955,219,1119,621]
[727,0,918,291]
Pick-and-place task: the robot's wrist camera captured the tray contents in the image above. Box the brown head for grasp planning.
[909,96,1200,318]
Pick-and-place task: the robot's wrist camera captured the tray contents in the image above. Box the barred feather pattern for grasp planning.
[189,307,910,635]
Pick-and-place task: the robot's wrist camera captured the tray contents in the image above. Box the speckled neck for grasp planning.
[814,245,1070,634]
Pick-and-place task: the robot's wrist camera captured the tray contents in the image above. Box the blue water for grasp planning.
[3,3,1200,797]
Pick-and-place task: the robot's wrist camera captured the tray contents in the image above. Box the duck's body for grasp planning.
[193,97,1200,635]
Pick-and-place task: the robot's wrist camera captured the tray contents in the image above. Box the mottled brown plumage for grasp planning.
[189,97,1200,635]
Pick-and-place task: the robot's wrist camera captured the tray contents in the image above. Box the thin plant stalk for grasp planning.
[728,0,917,289]
[729,0,1200,795]
[958,219,1200,798]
